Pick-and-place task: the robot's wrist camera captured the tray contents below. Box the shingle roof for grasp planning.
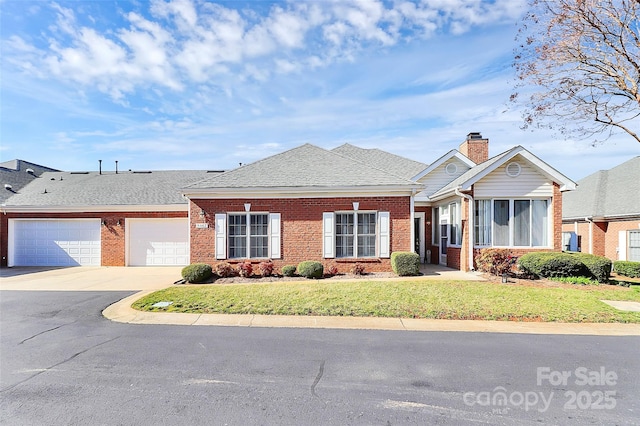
[331,143,427,180]
[0,159,61,203]
[3,170,215,207]
[186,144,417,190]
[563,156,640,220]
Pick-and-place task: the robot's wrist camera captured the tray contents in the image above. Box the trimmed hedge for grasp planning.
[297,261,324,279]
[181,263,213,283]
[614,261,640,278]
[282,265,296,277]
[518,252,611,282]
[391,252,420,276]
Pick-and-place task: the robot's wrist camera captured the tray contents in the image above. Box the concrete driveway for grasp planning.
[0,266,181,291]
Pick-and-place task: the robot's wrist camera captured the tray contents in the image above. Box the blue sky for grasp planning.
[1,0,638,181]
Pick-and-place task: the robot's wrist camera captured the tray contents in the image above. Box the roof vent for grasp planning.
[4,184,12,190]
[133,171,152,174]
[26,168,35,174]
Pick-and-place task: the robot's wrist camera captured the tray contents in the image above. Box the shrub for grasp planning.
[181,263,212,283]
[570,253,611,282]
[614,261,640,278]
[215,262,236,278]
[326,263,339,276]
[282,265,297,277]
[391,252,420,276]
[238,261,253,278]
[258,261,274,277]
[474,248,516,275]
[297,261,324,279]
[518,252,587,279]
[350,263,365,275]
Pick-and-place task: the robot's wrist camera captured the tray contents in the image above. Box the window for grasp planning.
[433,207,440,245]
[215,212,281,260]
[323,211,389,258]
[474,199,549,247]
[630,230,640,262]
[449,202,461,246]
[335,212,376,258]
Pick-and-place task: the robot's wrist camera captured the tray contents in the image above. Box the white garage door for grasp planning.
[10,219,101,267]
[128,218,189,266]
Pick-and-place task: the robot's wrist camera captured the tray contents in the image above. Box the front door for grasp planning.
[414,212,425,263]
[440,220,448,265]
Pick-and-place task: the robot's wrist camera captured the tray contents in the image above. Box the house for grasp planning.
[0,159,60,204]
[562,156,640,262]
[1,133,576,271]
[183,133,576,272]
[0,167,215,267]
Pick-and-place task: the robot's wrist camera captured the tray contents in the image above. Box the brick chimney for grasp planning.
[459,132,489,164]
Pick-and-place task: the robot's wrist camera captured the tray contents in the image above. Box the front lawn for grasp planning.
[132,280,640,323]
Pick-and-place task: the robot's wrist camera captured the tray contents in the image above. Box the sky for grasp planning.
[1,0,638,181]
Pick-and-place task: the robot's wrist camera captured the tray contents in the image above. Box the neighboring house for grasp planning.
[1,133,576,271]
[183,133,576,272]
[562,156,640,262]
[0,159,60,204]
[0,169,215,267]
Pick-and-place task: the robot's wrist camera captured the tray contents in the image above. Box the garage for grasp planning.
[127,218,189,266]
[9,219,101,267]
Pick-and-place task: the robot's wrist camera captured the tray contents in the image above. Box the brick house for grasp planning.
[562,156,640,262]
[184,134,576,272]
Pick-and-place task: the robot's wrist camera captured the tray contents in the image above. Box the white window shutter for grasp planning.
[378,211,390,258]
[618,230,627,261]
[215,214,227,260]
[323,212,335,258]
[269,213,281,259]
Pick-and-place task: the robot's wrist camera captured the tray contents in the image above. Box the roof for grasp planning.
[563,156,640,220]
[185,144,419,193]
[0,159,61,204]
[331,143,428,180]
[429,146,576,200]
[2,170,215,209]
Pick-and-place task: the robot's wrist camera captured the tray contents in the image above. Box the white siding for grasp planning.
[417,158,472,197]
[474,158,553,198]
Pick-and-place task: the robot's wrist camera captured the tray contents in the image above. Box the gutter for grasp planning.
[455,186,474,271]
[585,216,593,255]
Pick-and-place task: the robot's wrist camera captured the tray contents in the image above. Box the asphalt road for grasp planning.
[1,290,639,425]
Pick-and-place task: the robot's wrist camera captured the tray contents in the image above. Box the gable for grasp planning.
[473,154,554,197]
[416,157,472,198]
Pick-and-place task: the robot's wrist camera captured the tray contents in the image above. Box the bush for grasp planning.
[238,261,253,278]
[475,248,517,275]
[181,263,213,283]
[571,253,611,282]
[282,265,297,277]
[326,263,339,276]
[518,252,587,279]
[614,261,640,278]
[258,261,274,277]
[297,261,324,279]
[350,263,365,275]
[391,252,420,276]
[215,262,236,278]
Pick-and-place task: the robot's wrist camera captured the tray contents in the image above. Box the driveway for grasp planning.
[0,266,181,291]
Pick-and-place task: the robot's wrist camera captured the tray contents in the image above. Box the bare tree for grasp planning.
[513,0,640,144]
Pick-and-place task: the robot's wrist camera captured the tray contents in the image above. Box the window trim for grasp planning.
[215,212,281,260]
[334,210,377,259]
[323,211,390,259]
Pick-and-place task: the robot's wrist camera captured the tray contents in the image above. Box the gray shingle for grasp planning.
[563,156,640,219]
[0,159,61,204]
[186,144,417,189]
[331,143,428,180]
[3,170,215,207]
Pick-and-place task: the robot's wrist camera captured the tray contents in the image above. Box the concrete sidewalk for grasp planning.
[103,290,640,336]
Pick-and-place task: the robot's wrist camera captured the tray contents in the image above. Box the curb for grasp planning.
[102,291,640,336]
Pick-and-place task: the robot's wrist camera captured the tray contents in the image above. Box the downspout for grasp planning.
[585,217,593,254]
[455,187,474,271]
[410,189,416,253]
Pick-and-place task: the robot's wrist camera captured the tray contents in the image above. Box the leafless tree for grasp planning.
[513,0,640,144]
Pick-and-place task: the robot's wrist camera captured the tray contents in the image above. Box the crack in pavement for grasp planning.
[1,336,121,393]
[310,360,325,398]
[19,321,78,345]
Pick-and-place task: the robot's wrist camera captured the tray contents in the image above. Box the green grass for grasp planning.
[132,280,640,323]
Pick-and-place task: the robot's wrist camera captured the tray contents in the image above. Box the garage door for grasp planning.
[128,218,189,266]
[10,219,101,266]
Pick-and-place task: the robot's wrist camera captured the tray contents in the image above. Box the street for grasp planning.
[1,290,639,425]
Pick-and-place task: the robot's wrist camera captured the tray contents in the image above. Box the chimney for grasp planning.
[459,132,489,164]
[99,160,102,175]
